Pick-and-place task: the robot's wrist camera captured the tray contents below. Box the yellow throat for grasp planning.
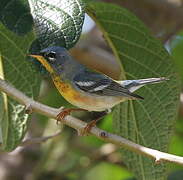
[29,55,54,73]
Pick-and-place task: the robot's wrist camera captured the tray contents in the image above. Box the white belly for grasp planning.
[68,93,125,112]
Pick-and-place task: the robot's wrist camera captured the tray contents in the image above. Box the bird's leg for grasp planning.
[79,110,109,136]
[56,108,87,124]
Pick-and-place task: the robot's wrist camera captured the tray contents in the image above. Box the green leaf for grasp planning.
[0,92,7,145]
[0,23,40,151]
[29,0,85,53]
[86,2,180,180]
[84,162,133,180]
[170,32,183,80]
[0,0,33,35]
[169,134,183,158]
[168,116,183,171]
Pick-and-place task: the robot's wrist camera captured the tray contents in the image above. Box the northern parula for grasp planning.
[30,46,168,133]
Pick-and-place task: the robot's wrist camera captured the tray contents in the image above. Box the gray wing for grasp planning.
[73,71,143,99]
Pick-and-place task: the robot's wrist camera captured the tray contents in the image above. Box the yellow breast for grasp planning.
[52,76,97,107]
[53,76,76,98]
[52,75,122,111]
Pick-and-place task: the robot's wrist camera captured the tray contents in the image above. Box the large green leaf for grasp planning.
[0,92,7,146]
[0,23,40,151]
[0,0,33,35]
[170,32,183,80]
[86,2,180,180]
[29,0,85,53]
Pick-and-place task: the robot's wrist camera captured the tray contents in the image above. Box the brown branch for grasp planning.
[1,78,183,166]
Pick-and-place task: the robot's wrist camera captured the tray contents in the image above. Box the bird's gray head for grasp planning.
[30,46,75,74]
[40,46,70,67]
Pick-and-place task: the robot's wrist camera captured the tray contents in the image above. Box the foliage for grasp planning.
[0,0,182,179]
[0,24,39,151]
[171,32,183,80]
[86,2,179,180]
[0,0,85,151]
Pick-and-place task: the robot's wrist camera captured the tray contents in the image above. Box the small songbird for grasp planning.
[30,46,168,133]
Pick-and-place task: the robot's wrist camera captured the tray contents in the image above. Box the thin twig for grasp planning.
[20,131,62,146]
[1,78,183,166]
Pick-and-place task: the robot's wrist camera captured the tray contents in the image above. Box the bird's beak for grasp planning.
[28,54,54,73]
[28,54,42,58]
[28,54,45,63]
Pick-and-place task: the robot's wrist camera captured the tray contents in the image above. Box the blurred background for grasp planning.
[1,0,183,179]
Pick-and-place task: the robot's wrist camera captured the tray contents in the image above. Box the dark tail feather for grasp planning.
[129,92,144,100]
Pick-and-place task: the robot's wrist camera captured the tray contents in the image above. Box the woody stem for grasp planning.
[1,78,183,166]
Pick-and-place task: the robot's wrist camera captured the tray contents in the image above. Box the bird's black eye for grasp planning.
[45,52,56,62]
[47,52,56,58]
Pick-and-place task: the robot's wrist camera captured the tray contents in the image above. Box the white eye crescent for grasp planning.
[46,52,56,62]
[48,57,55,62]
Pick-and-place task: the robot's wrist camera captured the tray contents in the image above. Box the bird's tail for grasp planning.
[119,77,168,93]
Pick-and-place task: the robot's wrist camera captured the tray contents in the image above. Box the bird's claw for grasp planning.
[56,109,72,124]
[78,120,97,136]
[56,108,87,125]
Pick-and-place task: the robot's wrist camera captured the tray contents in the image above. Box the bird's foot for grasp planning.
[56,108,87,124]
[78,120,97,136]
[56,109,72,124]
[78,110,109,136]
